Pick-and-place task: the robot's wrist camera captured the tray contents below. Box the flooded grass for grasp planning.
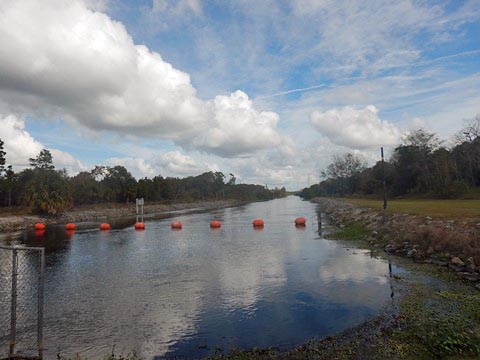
[326,222,370,241]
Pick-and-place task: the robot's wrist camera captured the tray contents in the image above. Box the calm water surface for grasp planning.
[1,196,397,358]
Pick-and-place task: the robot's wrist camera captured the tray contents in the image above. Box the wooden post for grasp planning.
[381,147,387,211]
[10,249,17,357]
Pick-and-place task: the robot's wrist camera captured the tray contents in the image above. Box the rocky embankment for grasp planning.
[313,197,480,290]
[0,200,237,232]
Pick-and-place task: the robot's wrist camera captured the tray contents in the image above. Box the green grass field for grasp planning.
[340,198,480,219]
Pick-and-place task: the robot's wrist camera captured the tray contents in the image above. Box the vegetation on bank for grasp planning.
[0,144,286,215]
[322,223,480,359]
[316,196,480,272]
[337,198,480,218]
[299,117,480,200]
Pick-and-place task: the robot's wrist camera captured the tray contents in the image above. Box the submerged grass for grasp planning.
[326,222,370,241]
[395,286,480,358]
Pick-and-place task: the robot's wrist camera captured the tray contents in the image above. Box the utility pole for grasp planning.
[381,147,387,210]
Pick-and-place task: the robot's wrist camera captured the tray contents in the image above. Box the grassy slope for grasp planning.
[339,198,480,219]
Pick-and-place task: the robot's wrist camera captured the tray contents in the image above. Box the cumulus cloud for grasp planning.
[192,91,282,157]
[159,150,214,175]
[105,157,158,178]
[0,0,282,158]
[0,115,43,166]
[83,0,109,12]
[310,105,401,149]
[0,115,87,174]
[107,150,218,178]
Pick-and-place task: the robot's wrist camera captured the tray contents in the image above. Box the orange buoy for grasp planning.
[65,229,76,238]
[210,220,222,228]
[171,221,183,229]
[35,229,45,237]
[252,219,265,227]
[99,223,111,231]
[35,223,46,231]
[65,223,76,230]
[295,217,306,225]
[134,222,145,230]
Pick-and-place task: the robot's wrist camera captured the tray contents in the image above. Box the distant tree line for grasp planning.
[0,145,287,215]
[300,116,480,200]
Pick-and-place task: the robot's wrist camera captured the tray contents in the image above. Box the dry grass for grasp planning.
[340,198,480,219]
[398,226,480,264]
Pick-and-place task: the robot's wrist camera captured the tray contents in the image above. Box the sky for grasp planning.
[0,0,479,190]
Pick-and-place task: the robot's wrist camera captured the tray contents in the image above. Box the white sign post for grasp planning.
[136,198,144,222]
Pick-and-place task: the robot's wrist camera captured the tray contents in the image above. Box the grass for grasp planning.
[327,222,370,241]
[339,198,480,219]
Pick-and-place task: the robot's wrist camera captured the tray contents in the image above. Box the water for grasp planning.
[1,196,397,358]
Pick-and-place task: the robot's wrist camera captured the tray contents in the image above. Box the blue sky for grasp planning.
[0,0,479,189]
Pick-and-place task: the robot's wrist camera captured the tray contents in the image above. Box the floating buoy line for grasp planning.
[34,216,311,234]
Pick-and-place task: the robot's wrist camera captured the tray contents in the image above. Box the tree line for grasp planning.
[299,116,480,199]
[0,144,287,215]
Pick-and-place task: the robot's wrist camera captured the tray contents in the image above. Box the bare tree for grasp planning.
[452,114,480,145]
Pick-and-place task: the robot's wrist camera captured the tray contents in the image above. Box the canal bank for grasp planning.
[1,196,397,359]
[0,200,244,233]
[311,197,480,290]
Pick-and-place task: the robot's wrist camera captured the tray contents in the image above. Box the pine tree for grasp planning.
[0,139,6,175]
[29,149,55,170]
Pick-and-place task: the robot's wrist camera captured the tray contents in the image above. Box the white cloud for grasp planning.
[152,0,202,15]
[50,149,88,175]
[83,0,109,12]
[0,115,43,166]
[159,150,212,175]
[409,117,428,130]
[107,150,217,178]
[193,91,282,157]
[310,105,401,149]
[0,0,280,158]
[105,157,158,178]
[0,114,87,174]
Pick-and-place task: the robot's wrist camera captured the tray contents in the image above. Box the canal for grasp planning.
[1,196,397,358]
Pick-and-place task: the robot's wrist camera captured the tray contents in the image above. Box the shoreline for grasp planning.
[0,199,245,233]
[312,197,480,290]
[7,197,480,358]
